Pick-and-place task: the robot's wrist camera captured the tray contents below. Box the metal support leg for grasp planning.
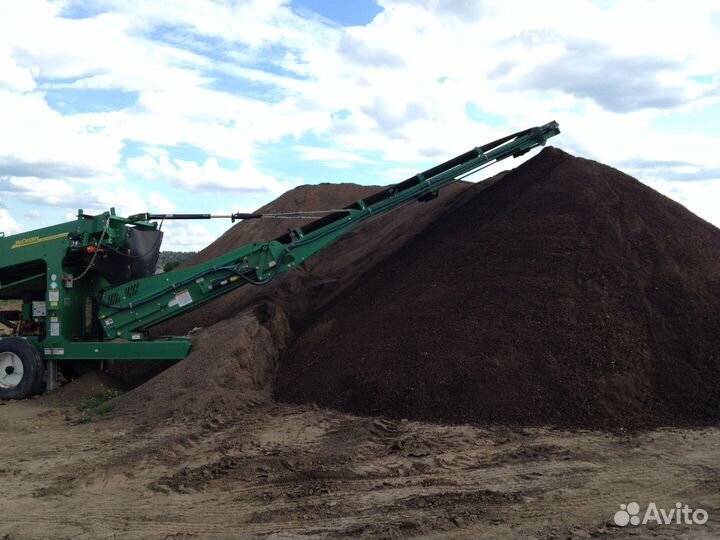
[46,359,59,393]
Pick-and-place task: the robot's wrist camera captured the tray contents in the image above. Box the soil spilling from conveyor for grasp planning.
[115,147,720,428]
[276,147,720,428]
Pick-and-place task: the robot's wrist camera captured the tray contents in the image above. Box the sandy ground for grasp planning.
[1,384,718,540]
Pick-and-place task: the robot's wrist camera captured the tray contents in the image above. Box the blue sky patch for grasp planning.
[292,0,381,26]
[651,105,720,137]
[144,24,233,60]
[464,103,508,128]
[689,74,715,85]
[55,1,107,19]
[206,70,286,103]
[44,88,138,114]
[257,134,390,187]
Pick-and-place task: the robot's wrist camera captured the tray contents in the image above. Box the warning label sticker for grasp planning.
[175,289,193,307]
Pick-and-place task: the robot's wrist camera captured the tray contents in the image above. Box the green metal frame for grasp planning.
[25,337,192,361]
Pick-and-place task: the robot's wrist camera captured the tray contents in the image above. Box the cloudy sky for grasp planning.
[1,0,718,250]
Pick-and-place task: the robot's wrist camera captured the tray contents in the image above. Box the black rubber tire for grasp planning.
[59,361,99,381]
[0,338,44,400]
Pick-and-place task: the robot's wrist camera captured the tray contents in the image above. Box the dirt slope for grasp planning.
[276,147,720,427]
[115,180,475,423]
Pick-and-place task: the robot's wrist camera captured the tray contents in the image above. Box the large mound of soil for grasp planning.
[276,148,720,427]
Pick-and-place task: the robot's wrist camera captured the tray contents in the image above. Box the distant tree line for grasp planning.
[156,251,198,273]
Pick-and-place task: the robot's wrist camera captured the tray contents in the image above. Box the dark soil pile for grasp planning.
[276,148,720,427]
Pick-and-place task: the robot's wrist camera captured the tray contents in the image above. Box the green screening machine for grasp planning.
[0,121,560,399]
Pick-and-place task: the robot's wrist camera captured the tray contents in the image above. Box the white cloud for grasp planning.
[0,176,75,205]
[125,148,176,179]
[0,198,21,235]
[1,0,209,92]
[126,148,298,194]
[0,91,123,181]
[159,222,223,251]
[294,145,374,168]
[0,57,37,93]
[0,0,719,250]
[148,191,176,214]
[0,177,152,218]
[80,186,148,216]
[0,209,21,235]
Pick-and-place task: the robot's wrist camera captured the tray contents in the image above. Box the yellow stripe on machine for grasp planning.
[11,232,68,249]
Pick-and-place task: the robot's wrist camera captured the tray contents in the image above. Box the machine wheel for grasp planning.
[59,361,98,381]
[0,338,44,400]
